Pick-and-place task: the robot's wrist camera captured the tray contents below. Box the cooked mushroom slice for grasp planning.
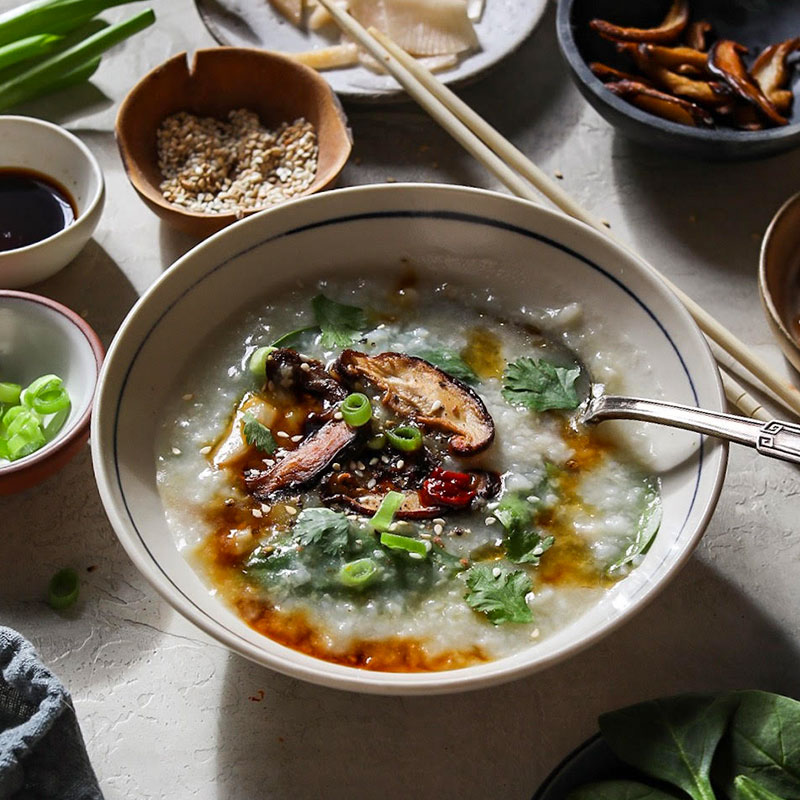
[606,80,715,127]
[635,43,709,73]
[619,43,728,106]
[590,62,650,85]
[589,0,689,44]
[684,20,712,52]
[325,486,445,519]
[708,40,787,126]
[334,350,495,455]
[264,347,346,404]
[752,38,800,114]
[245,419,357,500]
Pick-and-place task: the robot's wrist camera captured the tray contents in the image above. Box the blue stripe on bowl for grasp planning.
[112,209,705,669]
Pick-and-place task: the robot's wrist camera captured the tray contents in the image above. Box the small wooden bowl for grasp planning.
[759,192,800,373]
[115,48,352,237]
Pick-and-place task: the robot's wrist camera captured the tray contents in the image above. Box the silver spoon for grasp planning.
[583,387,800,465]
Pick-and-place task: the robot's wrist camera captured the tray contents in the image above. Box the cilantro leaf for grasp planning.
[502,357,581,412]
[242,412,276,454]
[292,507,351,556]
[464,564,533,625]
[494,490,554,565]
[416,348,478,384]
[608,486,662,574]
[312,294,367,349]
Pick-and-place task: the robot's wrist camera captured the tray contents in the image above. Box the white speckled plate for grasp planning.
[92,184,727,695]
[193,0,548,100]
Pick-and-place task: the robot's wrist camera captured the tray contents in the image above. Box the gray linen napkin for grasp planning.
[0,628,102,800]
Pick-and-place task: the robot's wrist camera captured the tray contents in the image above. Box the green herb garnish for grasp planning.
[312,293,367,348]
[242,412,276,454]
[271,326,317,348]
[463,564,533,625]
[292,507,350,556]
[608,486,661,574]
[416,348,478,384]
[369,491,404,533]
[379,531,428,558]
[494,486,554,565]
[502,357,581,412]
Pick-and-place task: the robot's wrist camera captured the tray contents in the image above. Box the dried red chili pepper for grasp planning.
[420,467,477,507]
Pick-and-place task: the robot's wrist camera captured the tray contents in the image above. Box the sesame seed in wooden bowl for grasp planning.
[115,48,352,238]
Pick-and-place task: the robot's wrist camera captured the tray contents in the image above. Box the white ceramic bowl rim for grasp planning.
[93,183,728,694]
[0,115,104,257]
[0,290,104,475]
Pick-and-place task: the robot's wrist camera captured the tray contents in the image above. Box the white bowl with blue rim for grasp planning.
[91,184,727,695]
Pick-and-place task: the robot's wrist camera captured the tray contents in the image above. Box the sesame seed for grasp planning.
[430,400,443,412]
[433,523,443,535]
[485,517,496,525]
[492,567,502,578]
[419,532,432,539]
[527,495,539,503]
[276,431,290,439]
[252,508,263,518]
[369,457,379,466]
[332,462,341,471]
[262,459,275,466]
[284,505,297,516]
[334,411,343,420]
[367,478,377,489]
[356,461,366,470]
[182,393,193,401]
[261,504,271,513]
[381,455,390,464]
[433,518,446,525]
[224,498,235,506]
[530,628,540,639]
[396,459,405,469]
[291,434,303,442]
[171,447,181,455]
[199,445,212,455]
[408,551,423,559]
[300,362,311,371]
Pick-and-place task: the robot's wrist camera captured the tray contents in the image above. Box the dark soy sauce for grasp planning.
[0,168,77,252]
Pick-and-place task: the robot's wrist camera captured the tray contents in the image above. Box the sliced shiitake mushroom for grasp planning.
[245,419,358,500]
[590,62,650,85]
[334,350,495,456]
[752,37,800,114]
[264,347,346,404]
[684,20,712,52]
[606,79,715,127]
[619,43,728,106]
[708,40,787,126]
[590,0,689,44]
[636,43,709,73]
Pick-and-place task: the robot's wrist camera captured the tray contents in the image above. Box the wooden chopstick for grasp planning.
[316,0,799,420]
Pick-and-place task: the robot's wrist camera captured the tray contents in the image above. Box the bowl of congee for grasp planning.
[92,184,727,694]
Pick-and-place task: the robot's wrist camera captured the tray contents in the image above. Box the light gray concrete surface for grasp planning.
[2,1,800,798]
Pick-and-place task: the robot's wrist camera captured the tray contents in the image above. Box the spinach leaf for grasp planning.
[242,412,276,454]
[502,357,581,412]
[599,694,735,800]
[718,691,800,800]
[567,780,682,800]
[464,564,533,625]
[415,348,478,384]
[608,485,662,574]
[311,293,367,348]
[734,775,788,800]
[494,490,554,565]
[292,508,351,556]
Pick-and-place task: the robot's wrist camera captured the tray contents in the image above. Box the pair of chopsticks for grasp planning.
[316,0,796,423]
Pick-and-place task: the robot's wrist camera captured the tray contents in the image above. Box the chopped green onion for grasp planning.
[338,558,379,588]
[8,429,45,460]
[340,393,372,427]
[0,382,21,405]
[380,532,429,558]
[43,404,70,441]
[366,433,386,450]
[248,346,275,377]
[2,404,28,428]
[0,8,156,112]
[47,567,79,610]
[369,490,405,532]
[5,407,41,438]
[22,374,69,414]
[0,438,8,459]
[385,425,423,452]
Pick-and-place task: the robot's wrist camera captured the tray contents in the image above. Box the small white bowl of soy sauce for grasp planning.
[0,116,104,288]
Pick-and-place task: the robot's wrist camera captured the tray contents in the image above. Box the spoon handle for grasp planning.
[585,395,800,465]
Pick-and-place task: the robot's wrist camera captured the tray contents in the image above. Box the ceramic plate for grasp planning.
[92,184,727,694]
[194,0,548,100]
